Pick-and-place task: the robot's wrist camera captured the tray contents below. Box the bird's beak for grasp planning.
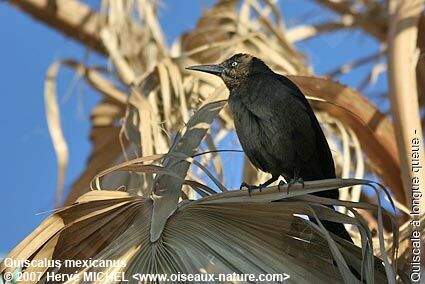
[186,64,224,76]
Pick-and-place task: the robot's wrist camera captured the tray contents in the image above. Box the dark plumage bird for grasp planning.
[187,53,353,243]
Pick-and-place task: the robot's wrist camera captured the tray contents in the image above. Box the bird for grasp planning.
[187,53,353,243]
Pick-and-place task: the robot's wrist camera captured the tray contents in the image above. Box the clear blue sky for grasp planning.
[0,0,386,253]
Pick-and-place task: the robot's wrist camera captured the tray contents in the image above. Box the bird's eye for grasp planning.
[231,61,238,67]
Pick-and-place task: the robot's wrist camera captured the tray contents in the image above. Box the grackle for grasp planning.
[187,53,353,243]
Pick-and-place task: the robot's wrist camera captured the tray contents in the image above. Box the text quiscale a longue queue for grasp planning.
[3,258,126,269]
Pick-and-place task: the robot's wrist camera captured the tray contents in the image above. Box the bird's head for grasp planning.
[187,53,271,90]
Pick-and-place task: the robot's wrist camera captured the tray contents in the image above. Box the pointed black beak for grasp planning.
[186,64,224,76]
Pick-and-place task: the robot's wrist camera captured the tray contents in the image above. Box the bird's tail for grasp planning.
[312,210,353,243]
[310,189,354,244]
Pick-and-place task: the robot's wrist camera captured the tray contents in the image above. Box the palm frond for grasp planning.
[1,178,397,283]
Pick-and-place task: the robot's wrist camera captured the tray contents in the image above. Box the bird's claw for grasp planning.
[297,177,305,188]
[287,177,304,194]
[277,180,285,192]
[240,182,260,197]
[258,183,268,192]
[278,178,304,194]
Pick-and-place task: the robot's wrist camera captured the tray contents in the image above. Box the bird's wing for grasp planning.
[240,73,318,169]
[275,74,336,179]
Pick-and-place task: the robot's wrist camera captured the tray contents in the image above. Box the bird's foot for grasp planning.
[277,180,286,192]
[240,182,260,197]
[278,178,304,194]
[287,177,304,194]
[293,177,304,188]
[258,183,268,192]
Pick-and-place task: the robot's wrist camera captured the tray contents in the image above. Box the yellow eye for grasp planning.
[231,61,238,67]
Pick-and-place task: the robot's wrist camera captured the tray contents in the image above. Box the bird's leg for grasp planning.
[258,175,279,192]
[239,182,260,197]
[240,175,278,196]
[278,170,304,195]
[286,170,304,194]
[277,180,285,192]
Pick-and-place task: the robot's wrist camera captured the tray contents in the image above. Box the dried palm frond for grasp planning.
[387,0,425,209]
[0,178,398,283]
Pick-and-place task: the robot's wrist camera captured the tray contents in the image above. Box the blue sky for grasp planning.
[0,0,386,253]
